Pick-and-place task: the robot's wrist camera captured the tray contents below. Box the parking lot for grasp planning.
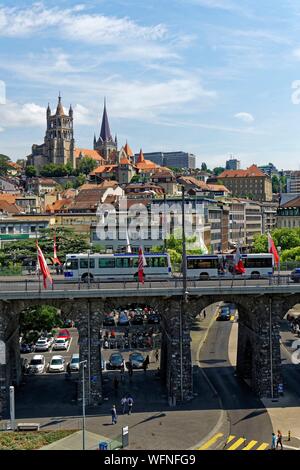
[15,307,162,419]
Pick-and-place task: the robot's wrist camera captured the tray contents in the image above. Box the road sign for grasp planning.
[0,341,5,365]
[278,383,284,395]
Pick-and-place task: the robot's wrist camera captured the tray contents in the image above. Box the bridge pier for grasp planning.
[77,302,102,406]
[236,297,282,399]
[164,299,193,403]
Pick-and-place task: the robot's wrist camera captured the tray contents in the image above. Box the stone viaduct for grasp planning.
[0,283,300,417]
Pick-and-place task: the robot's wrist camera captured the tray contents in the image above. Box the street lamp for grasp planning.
[87,249,91,288]
[80,360,87,450]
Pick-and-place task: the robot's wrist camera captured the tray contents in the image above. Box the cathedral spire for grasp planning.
[56,92,64,116]
[99,97,113,142]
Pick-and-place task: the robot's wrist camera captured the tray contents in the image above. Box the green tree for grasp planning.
[152,233,203,268]
[77,157,98,175]
[25,165,37,177]
[74,173,86,188]
[20,305,61,338]
[0,154,11,175]
[213,167,225,176]
[272,175,279,193]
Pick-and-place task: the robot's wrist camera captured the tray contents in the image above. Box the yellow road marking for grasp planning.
[256,443,269,450]
[198,433,224,450]
[227,437,246,450]
[242,440,258,450]
[225,435,236,445]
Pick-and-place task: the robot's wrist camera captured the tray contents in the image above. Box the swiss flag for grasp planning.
[268,233,279,266]
[36,241,53,288]
[53,232,62,265]
[234,243,246,274]
[138,246,147,284]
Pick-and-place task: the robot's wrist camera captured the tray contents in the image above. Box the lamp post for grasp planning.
[80,360,87,450]
[277,246,281,280]
[87,249,91,288]
[269,298,273,399]
[180,186,187,402]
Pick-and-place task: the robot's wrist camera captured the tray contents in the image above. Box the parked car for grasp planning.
[147,313,161,324]
[52,338,69,350]
[291,268,300,283]
[48,355,65,373]
[107,352,124,370]
[103,315,116,327]
[29,355,46,374]
[118,312,129,326]
[129,352,145,369]
[34,338,51,352]
[57,329,71,341]
[131,314,144,325]
[20,342,34,354]
[70,353,80,372]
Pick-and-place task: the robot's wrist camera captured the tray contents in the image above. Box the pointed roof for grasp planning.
[124,141,134,157]
[137,148,145,163]
[56,93,65,116]
[99,98,113,142]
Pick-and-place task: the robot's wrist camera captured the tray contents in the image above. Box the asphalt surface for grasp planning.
[199,317,274,449]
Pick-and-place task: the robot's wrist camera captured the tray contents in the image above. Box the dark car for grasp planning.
[147,313,161,324]
[103,315,116,327]
[216,310,230,321]
[64,319,74,328]
[131,314,144,325]
[20,342,33,354]
[107,353,124,370]
[129,352,145,369]
[291,268,300,283]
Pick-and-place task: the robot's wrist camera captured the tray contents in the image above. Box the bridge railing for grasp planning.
[0,273,297,293]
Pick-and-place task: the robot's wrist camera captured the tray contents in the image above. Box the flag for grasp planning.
[138,246,147,284]
[268,232,279,266]
[234,243,245,274]
[126,229,132,253]
[36,241,53,288]
[53,232,62,265]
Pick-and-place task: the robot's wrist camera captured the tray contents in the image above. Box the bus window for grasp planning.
[116,258,130,268]
[99,258,115,268]
[66,259,78,270]
[158,257,167,267]
[80,259,88,269]
[132,258,139,268]
[90,259,95,269]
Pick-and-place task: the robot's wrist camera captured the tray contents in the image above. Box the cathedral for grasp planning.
[27,94,75,171]
[27,95,119,172]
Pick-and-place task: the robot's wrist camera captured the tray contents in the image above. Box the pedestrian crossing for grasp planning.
[198,433,269,451]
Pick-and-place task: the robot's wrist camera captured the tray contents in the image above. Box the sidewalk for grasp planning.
[228,321,300,449]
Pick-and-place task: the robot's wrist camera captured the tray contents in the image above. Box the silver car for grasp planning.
[70,353,80,372]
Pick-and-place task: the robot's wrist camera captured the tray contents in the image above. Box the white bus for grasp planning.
[64,252,172,282]
[186,253,274,280]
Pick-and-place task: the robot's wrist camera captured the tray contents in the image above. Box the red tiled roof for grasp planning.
[219,165,266,178]
[124,142,134,157]
[75,148,105,163]
[0,200,22,214]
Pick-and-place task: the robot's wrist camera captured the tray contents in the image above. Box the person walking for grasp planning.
[121,396,127,414]
[128,362,133,381]
[276,430,283,450]
[120,364,125,383]
[271,432,277,450]
[127,396,134,415]
[111,405,117,425]
[203,310,206,319]
[142,359,148,372]
[155,350,159,362]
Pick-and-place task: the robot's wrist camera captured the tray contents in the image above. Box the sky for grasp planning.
[0,0,300,169]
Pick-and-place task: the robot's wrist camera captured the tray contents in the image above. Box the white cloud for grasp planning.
[234,112,255,123]
[0,3,167,43]
[0,101,45,128]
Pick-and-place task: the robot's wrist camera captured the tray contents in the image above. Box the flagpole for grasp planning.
[36,231,41,293]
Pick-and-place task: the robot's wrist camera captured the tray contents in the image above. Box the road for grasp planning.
[198,316,274,450]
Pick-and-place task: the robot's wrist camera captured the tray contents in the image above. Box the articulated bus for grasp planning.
[186,253,274,280]
[64,252,172,282]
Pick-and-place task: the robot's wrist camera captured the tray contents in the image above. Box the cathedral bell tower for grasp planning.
[44,94,75,169]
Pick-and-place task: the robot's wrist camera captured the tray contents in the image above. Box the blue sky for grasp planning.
[0,0,300,169]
